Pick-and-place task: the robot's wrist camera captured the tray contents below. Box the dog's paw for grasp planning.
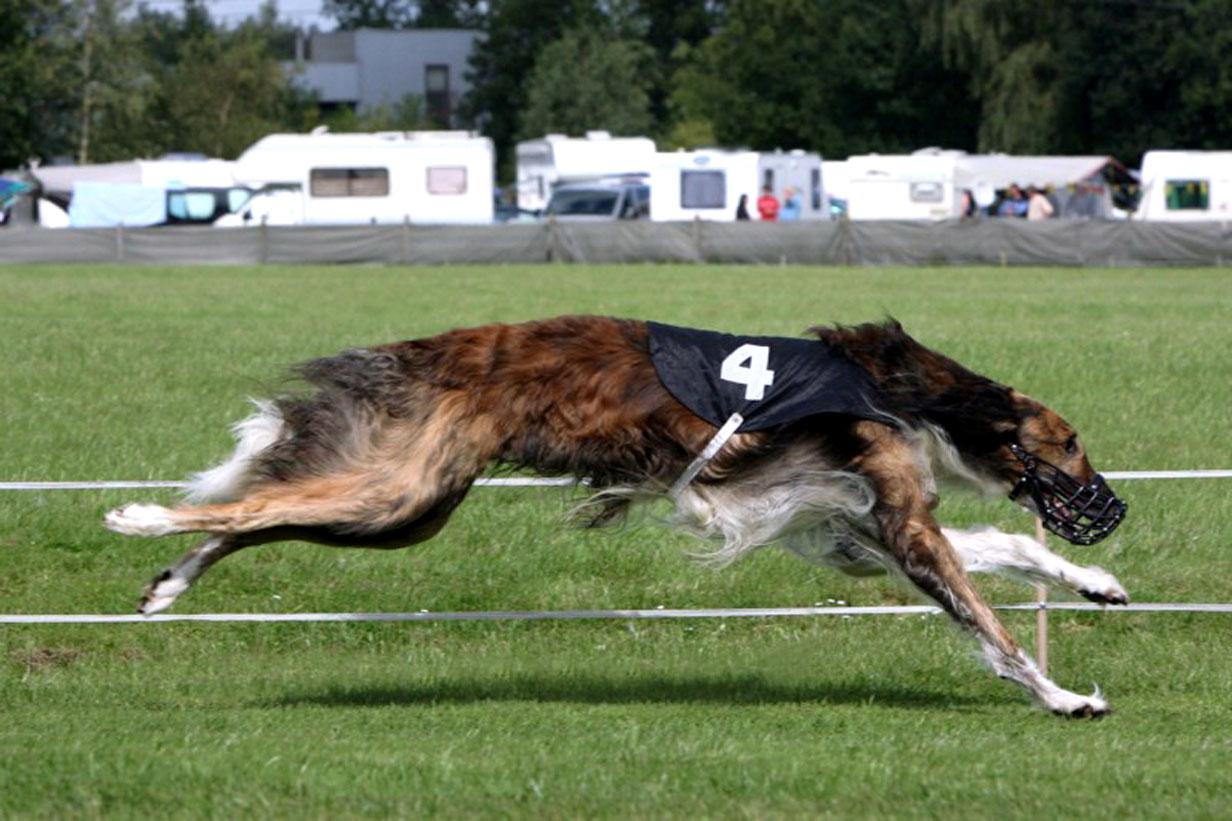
[1076,566,1129,606]
[1045,685,1110,719]
[137,568,186,614]
[104,504,177,537]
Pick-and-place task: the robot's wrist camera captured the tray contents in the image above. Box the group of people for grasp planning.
[961,183,1056,220]
[735,185,803,221]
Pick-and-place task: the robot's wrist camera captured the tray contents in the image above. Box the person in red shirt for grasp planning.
[756,185,779,221]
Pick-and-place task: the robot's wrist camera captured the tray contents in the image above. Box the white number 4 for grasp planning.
[720,344,775,401]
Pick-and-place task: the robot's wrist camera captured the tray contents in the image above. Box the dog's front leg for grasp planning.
[941,526,1128,604]
[855,423,1109,717]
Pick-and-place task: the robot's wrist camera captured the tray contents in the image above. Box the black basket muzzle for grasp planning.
[1009,445,1127,545]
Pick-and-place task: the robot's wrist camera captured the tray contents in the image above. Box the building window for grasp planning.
[425,64,450,127]
[681,170,726,209]
[309,168,390,198]
[1165,179,1209,210]
[427,166,467,195]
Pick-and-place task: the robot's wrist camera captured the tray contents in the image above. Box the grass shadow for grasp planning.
[272,671,991,712]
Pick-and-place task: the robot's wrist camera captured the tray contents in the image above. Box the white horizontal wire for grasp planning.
[1,470,1230,492]
[1102,470,1232,480]
[0,477,577,491]
[1,602,1229,625]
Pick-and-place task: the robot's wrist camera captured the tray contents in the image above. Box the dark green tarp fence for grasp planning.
[3,220,1231,266]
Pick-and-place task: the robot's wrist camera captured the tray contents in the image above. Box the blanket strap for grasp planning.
[669,412,744,500]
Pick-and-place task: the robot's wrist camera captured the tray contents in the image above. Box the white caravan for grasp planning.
[648,149,826,222]
[231,130,495,225]
[1135,151,1232,221]
[515,132,657,211]
[844,149,1129,219]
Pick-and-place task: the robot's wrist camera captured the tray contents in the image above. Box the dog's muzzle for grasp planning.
[1009,444,1127,545]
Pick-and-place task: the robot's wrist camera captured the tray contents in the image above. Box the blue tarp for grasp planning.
[68,182,167,228]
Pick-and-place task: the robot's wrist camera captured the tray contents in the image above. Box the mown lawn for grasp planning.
[1,263,1230,817]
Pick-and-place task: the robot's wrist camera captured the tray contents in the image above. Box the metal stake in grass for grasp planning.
[1035,516,1049,676]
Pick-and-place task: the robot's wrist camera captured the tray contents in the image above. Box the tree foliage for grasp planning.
[670,0,975,157]
[1,0,315,167]
[456,0,602,176]
[322,0,484,29]
[519,27,656,139]
[0,0,77,167]
[2,0,1230,175]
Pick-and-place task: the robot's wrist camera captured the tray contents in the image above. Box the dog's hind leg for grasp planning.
[856,423,1110,717]
[942,526,1128,605]
[130,487,470,614]
[137,534,247,614]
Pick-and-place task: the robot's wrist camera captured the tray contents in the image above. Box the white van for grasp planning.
[516,132,657,212]
[648,149,826,222]
[232,130,495,225]
[1135,151,1232,221]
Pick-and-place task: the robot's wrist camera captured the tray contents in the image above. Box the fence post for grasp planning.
[1034,516,1049,675]
[259,220,269,265]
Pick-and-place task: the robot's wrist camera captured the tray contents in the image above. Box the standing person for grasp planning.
[959,189,977,218]
[779,186,802,221]
[735,194,751,220]
[997,184,1028,217]
[1026,186,1055,220]
[756,185,779,221]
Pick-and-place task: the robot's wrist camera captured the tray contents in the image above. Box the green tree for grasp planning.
[324,0,484,28]
[0,0,77,167]
[672,0,976,157]
[519,27,656,139]
[157,26,302,157]
[323,0,417,29]
[459,0,599,176]
[321,93,432,132]
[923,0,1073,153]
[71,0,163,163]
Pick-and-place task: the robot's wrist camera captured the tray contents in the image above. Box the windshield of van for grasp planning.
[546,189,620,216]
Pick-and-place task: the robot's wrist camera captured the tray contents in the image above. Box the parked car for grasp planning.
[543,179,650,221]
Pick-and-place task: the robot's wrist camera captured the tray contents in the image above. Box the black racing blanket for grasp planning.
[647,321,886,432]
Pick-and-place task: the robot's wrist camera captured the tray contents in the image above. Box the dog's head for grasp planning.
[813,320,1127,545]
[985,392,1127,545]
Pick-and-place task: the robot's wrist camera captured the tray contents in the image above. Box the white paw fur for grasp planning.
[1043,686,1110,718]
[104,504,178,537]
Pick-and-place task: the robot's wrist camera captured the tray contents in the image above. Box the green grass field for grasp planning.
[2,264,1231,818]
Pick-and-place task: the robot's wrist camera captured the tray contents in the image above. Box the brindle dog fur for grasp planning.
[105,316,1128,717]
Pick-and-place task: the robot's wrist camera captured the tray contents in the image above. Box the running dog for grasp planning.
[105,316,1128,716]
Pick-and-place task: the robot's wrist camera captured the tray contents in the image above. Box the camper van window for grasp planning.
[681,170,726,209]
[1164,179,1209,210]
[910,182,944,203]
[427,166,468,195]
[763,169,774,190]
[226,189,252,213]
[167,191,217,221]
[810,169,822,210]
[309,168,390,198]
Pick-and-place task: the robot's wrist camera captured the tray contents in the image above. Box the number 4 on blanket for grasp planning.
[721,344,775,400]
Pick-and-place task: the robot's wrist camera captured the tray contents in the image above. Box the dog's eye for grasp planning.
[1064,435,1079,455]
